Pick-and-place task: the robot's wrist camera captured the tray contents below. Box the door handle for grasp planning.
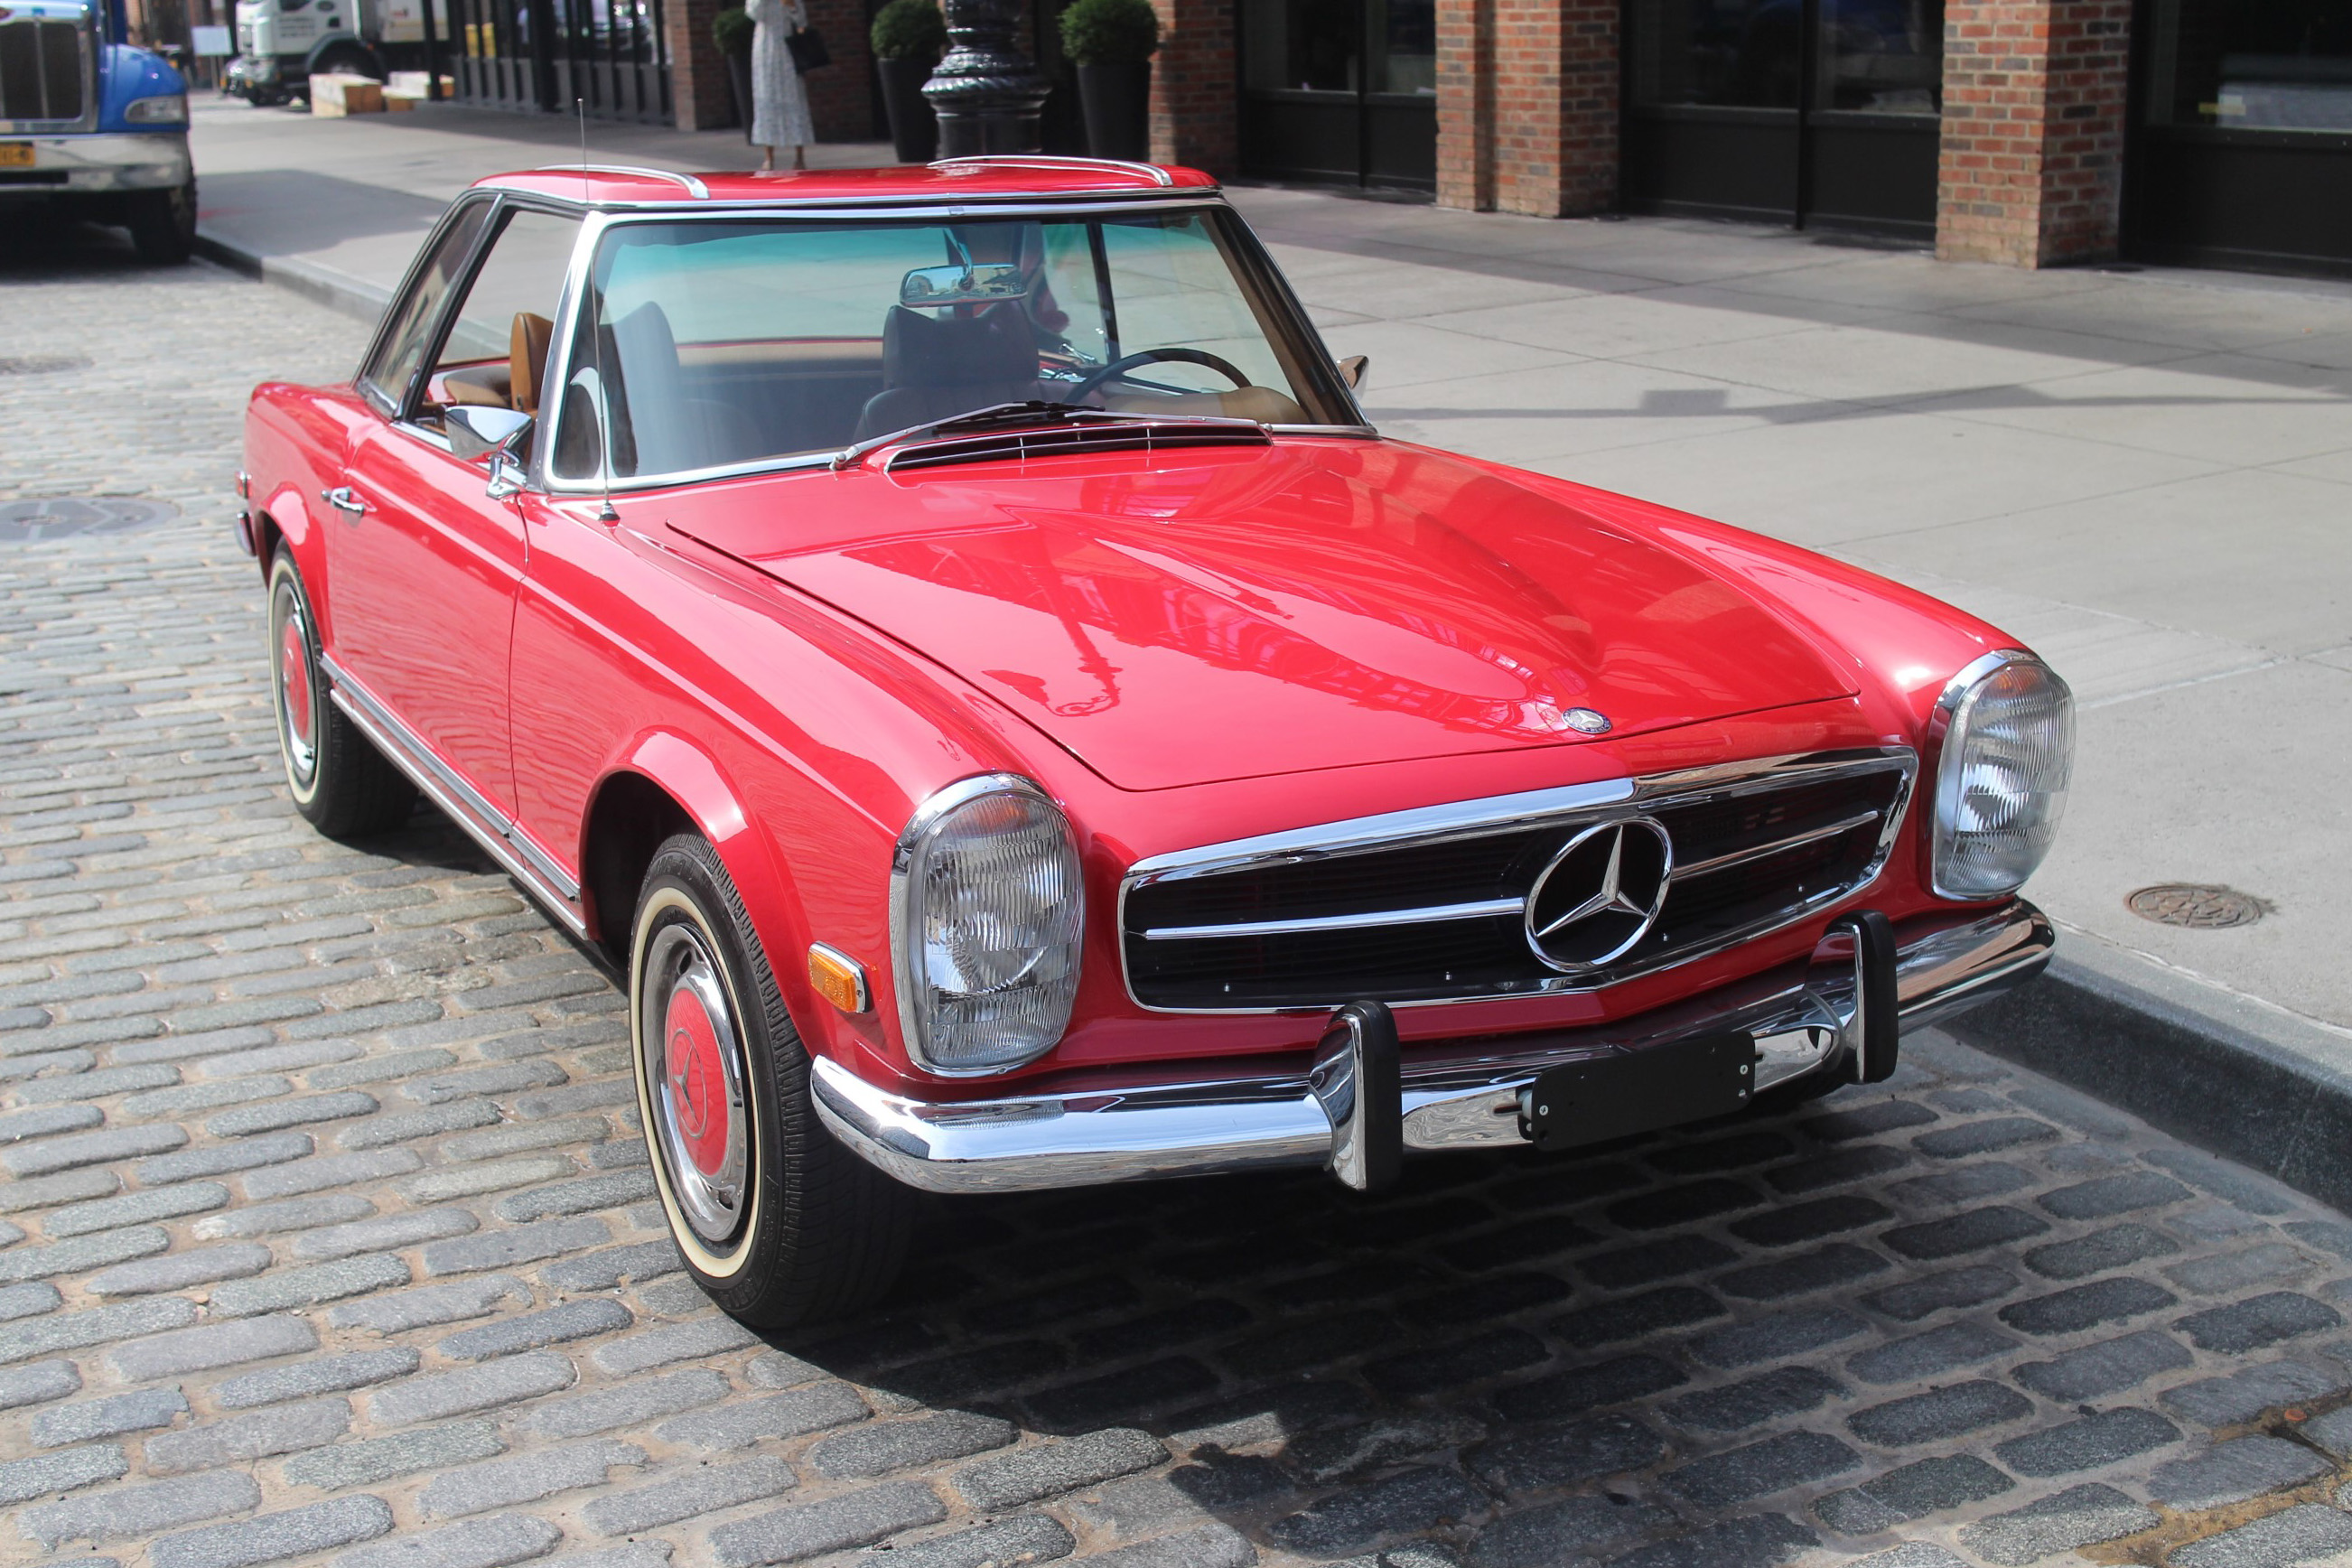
[322,486,372,518]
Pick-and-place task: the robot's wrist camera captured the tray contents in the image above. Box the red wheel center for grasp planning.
[662,985,731,1177]
[280,620,313,744]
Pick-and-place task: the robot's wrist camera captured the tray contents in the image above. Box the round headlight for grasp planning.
[1931,650,2074,900]
[891,775,1084,1076]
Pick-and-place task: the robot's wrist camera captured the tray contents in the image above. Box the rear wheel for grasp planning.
[267,547,415,836]
[630,833,912,1329]
[128,182,195,266]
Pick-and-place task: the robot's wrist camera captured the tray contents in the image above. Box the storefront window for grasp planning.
[1243,0,1432,95]
[2146,0,2352,130]
[1817,0,1941,112]
[1630,0,1938,110]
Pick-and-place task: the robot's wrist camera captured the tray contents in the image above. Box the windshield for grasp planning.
[546,208,1354,483]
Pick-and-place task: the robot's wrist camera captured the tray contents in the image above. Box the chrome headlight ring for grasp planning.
[1928,649,2075,901]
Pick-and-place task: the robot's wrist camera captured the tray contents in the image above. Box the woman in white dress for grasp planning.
[746,0,815,171]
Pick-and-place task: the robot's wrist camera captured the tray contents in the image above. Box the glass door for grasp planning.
[1239,0,1437,191]
[1622,0,1943,233]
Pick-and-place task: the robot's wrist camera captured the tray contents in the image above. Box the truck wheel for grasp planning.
[630,833,913,1330]
[128,183,195,266]
[312,43,379,79]
[267,547,416,837]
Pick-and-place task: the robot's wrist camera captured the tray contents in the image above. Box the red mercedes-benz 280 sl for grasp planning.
[238,156,2072,1327]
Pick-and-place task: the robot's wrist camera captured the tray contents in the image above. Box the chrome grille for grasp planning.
[0,17,89,126]
[1121,750,1915,1011]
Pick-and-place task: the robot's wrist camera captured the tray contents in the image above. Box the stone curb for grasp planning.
[1953,929,2352,1218]
[193,230,392,325]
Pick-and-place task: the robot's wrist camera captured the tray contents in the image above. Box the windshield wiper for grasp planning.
[830,401,1146,471]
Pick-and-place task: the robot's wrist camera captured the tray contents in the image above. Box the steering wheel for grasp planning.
[1070,347,1253,402]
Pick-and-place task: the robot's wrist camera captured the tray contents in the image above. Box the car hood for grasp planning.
[669,440,1857,791]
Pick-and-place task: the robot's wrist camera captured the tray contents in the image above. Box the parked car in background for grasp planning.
[0,0,196,262]
[238,156,2074,1328]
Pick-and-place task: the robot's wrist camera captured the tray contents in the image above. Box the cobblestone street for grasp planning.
[14,241,2352,1568]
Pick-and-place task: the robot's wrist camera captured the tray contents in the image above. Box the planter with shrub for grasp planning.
[1059,0,1157,162]
[870,0,945,163]
[713,5,753,139]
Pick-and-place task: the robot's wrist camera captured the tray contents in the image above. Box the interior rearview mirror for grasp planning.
[901,263,1026,308]
[1338,355,1370,391]
[446,405,534,462]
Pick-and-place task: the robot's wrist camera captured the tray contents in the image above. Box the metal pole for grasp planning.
[921,0,1050,154]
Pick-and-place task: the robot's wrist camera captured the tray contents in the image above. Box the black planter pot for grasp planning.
[725,50,753,141]
[1076,60,1149,162]
[876,56,939,163]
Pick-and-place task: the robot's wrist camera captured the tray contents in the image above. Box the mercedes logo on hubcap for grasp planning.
[1524,817,1674,972]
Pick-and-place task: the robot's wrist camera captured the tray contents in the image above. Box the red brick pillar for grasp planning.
[1936,0,2131,266]
[1149,0,1237,173]
[1438,0,1616,216]
[804,0,877,139]
[665,0,734,131]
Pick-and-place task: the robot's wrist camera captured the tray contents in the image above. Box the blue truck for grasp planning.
[0,0,196,263]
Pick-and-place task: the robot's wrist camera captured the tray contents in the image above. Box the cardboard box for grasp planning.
[310,74,385,116]
[387,70,454,97]
[383,89,422,111]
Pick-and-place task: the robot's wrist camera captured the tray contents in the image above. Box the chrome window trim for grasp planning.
[317,653,585,928]
[531,163,709,198]
[356,191,505,422]
[888,772,1083,1078]
[1116,746,1918,1014]
[927,154,1181,188]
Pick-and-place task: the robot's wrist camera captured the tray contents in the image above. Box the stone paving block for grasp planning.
[1280,1413,1486,1486]
[424,1216,611,1276]
[1804,1101,1937,1141]
[5,1294,198,1364]
[1488,1354,1686,1423]
[20,1470,266,1547]
[1881,1207,2050,1261]
[0,1357,83,1411]
[1579,1237,1738,1289]
[32,1387,188,1446]
[194,1191,376,1238]
[658,1383,871,1451]
[2039,1172,2194,1219]
[1912,1117,2059,1160]
[1463,1414,1663,1497]
[136,1132,315,1185]
[2145,1433,2332,1510]
[309,1049,462,1089]
[1848,1380,2034,1447]
[1813,1453,2014,1534]
[588,1313,758,1375]
[706,1479,949,1567]
[1364,1329,1549,1395]
[1995,1407,2181,1477]
[151,1496,397,1568]
[1660,1367,1843,1433]
[0,1442,129,1505]
[2,1122,186,1177]
[338,1103,503,1150]
[1847,1322,2018,1385]
[144,1398,352,1474]
[284,1418,508,1489]
[2000,1277,2179,1336]
[1068,1523,1254,1568]
[582,1454,798,1535]
[1857,1264,2021,1321]
[417,1439,648,1518]
[2144,1149,2297,1216]
[2167,1244,2319,1295]
[214,1349,422,1410]
[858,1515,1074,1568]
[2007,1080,2135,1138]
[295,1211,483,1268]
[331,1275,533,1334]
[2290,1405,2352,1460]
[2171,1503,2352,1568]
[438,1298,632,1360]
[0,1225,173,1285]
[1265,1466,1484,1554]
[2022,1223,2181,1282]
[1687,1307,1868,1368]
[244,1149,423,1200]
[1714,1243,1890,1302]
[1601,1512,1815,1568]
[0,1167,120,1213]
[1766,1144,1911,1195]
[208,1254,412,1317]
[2176,1292,2347,1352]
[368,1351,576,1425]
[1465,1493,1672,1568]
[1847,1546,1971,1568]
[401,1155,575,1205]
[526,1366,731,1437]
[1608,1179,1765,1230]
[0,1103,103,1142]
[541,1239,685,1292]
[2165,1358,2352,1427]
[111,1313,316,1380]
[2014,1330,2195,1404]
[334,1514,561,1568]
[496,1171,656,1221]
[1888,1162,2037,1208]
[954,1427,1168,1510]
[1958,1482,2159,1566]
[1546,1286,1727,1350]
[1662,1430,1861,1506]
[807,1412,1016,1479]
[1729,1194,1891,1246]
[87,1242,275,1297]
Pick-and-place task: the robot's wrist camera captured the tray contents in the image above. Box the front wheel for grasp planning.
[128,183,195,266]
[630,834,912,1329]
[267,547,415,836]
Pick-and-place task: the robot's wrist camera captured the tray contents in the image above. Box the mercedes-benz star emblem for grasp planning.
[1524,817,1674,972]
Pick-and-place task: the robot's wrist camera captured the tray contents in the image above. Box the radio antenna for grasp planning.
[579,97,619,523]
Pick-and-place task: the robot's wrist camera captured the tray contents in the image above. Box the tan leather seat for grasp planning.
[510,312,554,415]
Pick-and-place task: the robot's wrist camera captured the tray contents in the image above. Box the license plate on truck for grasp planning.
[0,145,35,168]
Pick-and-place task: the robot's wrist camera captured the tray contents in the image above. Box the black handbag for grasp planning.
[786,24,830,73]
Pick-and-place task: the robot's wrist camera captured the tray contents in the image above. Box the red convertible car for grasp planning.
[238,156,2071,1328]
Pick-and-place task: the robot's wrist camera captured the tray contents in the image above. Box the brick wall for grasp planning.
[665,0,734,130]
[1936,0,2131,266]
[1149,0,1237,173]
[668,0,874,137]
[1436,0,1615,216]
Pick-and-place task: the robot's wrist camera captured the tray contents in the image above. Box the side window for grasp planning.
[422,207,584,427]
[360,201,491,413]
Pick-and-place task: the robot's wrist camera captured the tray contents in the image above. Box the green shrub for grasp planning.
[712,5,753,56]
[869,0,947,61]
[1059,0,1158,64]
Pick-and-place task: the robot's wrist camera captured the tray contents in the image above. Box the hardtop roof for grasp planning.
[472,157,1220,210]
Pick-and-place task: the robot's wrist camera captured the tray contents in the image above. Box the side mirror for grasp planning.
[446,404,534,462]
[1338,354,1370,391]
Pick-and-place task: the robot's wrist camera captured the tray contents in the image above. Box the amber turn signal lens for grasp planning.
[807,943,870,1015]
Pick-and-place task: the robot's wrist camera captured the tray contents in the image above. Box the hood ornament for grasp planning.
[1562,708,1611,734]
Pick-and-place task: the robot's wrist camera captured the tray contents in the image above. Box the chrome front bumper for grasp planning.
[0,132,191,196]
[812,901,2053,1194]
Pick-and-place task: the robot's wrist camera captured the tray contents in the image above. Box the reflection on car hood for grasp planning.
[670,441,1858,791]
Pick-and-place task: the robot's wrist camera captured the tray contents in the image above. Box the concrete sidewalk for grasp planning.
[186,96,2352,1062]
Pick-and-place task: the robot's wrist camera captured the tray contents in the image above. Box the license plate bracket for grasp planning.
[1520,1031,1757,1153]
[0,144,35,169]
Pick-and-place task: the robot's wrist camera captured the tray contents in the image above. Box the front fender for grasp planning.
[583,730,793,950]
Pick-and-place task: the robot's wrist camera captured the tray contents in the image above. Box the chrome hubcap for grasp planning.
[272,583,318,783]
[644,923,750,1244]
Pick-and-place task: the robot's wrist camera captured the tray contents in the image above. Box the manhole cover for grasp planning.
[0,497,181,542]
[2128,883,2271,929]
[0,354,91,377]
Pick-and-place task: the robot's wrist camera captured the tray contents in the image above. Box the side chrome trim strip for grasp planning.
[533,163,710,199]
[927,154,1181,188]
[319,654,587,934]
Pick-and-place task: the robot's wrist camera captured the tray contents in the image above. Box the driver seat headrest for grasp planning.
[509,312,554,415]
[881,304,1037,391]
